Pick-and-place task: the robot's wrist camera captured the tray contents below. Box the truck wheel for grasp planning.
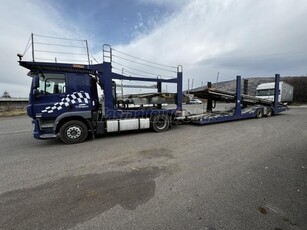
[256,109,264,119]
[151,115,170,132]
[266,108,273,117]
[60,120,88,144]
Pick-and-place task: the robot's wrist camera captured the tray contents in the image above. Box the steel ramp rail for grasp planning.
[196,87,284,107]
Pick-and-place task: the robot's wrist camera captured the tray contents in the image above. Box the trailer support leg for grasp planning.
[157,82,162,109]
[243,79,248,95]
[206,82,213,112]
[274,74,280,112]
[176,69,183,110]
[234,76,242,117]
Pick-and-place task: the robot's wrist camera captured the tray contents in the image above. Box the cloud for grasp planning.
[0,0,89,97]
[1,0,306,97]
[135,0,188,8]
[114,0,307,89]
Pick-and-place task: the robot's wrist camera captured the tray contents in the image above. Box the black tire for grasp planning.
[266,108,273,117]
[151,115,170,132]
[256,109,264,119]
[59,120,88,144]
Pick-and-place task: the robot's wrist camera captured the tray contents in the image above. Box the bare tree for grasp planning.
[2,91,11,98]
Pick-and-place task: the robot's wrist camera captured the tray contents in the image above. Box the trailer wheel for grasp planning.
[59,120,88,144]
[151,115,170,132]
[266,108,273,117]
[256,109,264,119]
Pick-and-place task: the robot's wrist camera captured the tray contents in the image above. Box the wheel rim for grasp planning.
[66,125,82,139]
[156,117,167,130]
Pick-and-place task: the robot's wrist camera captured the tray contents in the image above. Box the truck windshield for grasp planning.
[37,73,66,94]
[256,89,274,96]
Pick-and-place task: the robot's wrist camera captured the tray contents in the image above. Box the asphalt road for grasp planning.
[0,107,306,230]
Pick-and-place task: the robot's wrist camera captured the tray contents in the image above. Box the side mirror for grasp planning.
[33,88,39,97]
[33,75,39,89]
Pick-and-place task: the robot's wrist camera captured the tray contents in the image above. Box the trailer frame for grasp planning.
[185,75,287,125]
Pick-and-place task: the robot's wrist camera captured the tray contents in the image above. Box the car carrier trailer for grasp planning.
[17,34,288,144]
[182,74,288,124]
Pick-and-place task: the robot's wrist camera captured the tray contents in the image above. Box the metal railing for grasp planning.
[23,33,91,65]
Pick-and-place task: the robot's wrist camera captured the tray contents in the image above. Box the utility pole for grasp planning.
[191,78,194,90]
[121,68,124,100]
[216,72,220,88]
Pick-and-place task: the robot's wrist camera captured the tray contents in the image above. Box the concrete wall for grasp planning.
[0,98,28,111]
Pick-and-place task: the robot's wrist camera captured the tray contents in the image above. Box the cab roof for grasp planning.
[19,61,98,74]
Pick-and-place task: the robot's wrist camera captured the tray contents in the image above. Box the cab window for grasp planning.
[37,73,66,94]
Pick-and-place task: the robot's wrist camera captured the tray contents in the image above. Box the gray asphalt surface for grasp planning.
[0,106,306,230]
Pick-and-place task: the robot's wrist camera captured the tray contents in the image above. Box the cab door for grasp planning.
[32,72,67,118]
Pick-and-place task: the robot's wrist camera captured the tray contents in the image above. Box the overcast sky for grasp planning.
[1,0,307,97]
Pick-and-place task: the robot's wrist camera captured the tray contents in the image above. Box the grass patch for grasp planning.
[0,108,27,117]
[289,102,307,106]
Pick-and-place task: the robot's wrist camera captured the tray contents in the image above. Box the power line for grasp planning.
[118,68,156,79]
[112,61,175,78]
[113,61,159,77]
[113,54,177,73]
[112,48,177,69]
[112,67,151,78]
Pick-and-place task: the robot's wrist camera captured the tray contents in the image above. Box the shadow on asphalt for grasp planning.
[0,166,162,230]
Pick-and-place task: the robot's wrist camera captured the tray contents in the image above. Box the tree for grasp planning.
[2,91,11,98]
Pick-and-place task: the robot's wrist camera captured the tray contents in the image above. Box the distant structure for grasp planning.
[0,97,28,111]
[190,76,307,103]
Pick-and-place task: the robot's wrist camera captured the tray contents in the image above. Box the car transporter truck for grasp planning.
[17,34,288,144]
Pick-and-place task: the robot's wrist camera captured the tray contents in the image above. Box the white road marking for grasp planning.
[0,130,31,135]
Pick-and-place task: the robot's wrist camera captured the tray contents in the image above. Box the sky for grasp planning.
[0,0,307,97]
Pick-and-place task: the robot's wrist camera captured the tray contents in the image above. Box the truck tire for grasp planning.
[151,114,170,132]
[59,120,88,144]
[266,108,273,117]
[256,109,264,119]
